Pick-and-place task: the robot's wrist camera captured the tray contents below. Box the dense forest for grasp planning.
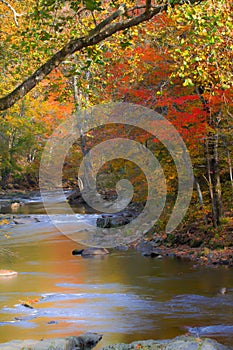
[0,0,233,242]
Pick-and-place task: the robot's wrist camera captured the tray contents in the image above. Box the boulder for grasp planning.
[142,251,163,258]
[72,247,109,257]
[0,332,102,350]
[101,335,229,350]
[97,215,131,228]
[72,249,84,255]
[67,188,85,205]
[81,247,109,257]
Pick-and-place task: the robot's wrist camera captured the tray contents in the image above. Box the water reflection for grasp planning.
[0,196,233,348]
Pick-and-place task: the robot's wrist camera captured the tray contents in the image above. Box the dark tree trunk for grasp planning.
[205,134,222,227]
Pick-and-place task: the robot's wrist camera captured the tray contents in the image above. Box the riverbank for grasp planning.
[0,189,233,268]
[0,214,232,268]
[102,335,230,350]
[0,334,230,350]
[135,239,233,268]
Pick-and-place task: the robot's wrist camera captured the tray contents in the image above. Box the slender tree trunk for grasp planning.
[72,74,95,192]
[205,133,222,227]
[221,137,233,199]
[196,87,222,227]
[194,176,203,209]
[227,148,233,199]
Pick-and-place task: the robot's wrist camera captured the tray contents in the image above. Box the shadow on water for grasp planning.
[0,193,233,348]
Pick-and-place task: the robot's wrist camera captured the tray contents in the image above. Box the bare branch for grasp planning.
[0,0,22,26]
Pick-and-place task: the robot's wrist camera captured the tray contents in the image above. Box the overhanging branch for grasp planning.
[0,0,204,111]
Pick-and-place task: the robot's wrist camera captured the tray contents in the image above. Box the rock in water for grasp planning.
[0,332,102,350]
[0,270,17,278]
[72,249,84,255]
[72,248,109,256]
[81,248,109,257]
[219,287,227,295]
[67,188,85,205]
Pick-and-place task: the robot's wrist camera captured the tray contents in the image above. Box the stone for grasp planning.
[0,332,102,350]
[142,250,162,258]
[219,287,227,295]
[101,335,230,350]
[47,320,58,324]
[136,240,154,253]
[72,249,84,255]
[81,247,109,257]
[97,215,131,228]
[67,188,85,205]
[0,270,17,278]
[114,245,129,251]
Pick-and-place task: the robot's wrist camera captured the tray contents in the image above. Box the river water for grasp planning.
[0,194,233,348]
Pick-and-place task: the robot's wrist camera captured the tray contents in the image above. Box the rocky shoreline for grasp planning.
[0,187,233,268]
[102,335,230,350]
[1,210,233,267]
[133,238,233,268]
[0,334,230,350]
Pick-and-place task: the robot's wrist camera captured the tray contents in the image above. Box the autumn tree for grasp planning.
[0,0,205,111]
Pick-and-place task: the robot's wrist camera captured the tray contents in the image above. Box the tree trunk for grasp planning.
[196,86,222,227]
[194,176,203,209]
[205,133,222,227]
[72,74,95,193]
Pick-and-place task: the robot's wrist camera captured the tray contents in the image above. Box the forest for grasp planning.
[1,1,233,349]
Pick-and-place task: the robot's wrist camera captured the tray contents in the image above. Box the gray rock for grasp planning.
[136,240,154,253]
[0,332,102,350]
[97,215,131,228]
[67,188,85,205]
[142,250,162,258]
[114,245,129,251]
[101,336,230,350]
[81,247,109,256]
[72,249,84,255]
[13,218,37,225]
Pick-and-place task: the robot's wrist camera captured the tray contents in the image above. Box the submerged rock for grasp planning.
[72,247,109,257]
[81,247,109,257]
[101,335,229,350]
[0,332,102,350]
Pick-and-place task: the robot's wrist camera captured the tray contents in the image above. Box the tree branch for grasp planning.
[0,0,22,26]
[0,0,204,111]
[145,0,152,13]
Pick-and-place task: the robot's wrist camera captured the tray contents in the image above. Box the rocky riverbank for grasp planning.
[1,188,233,267]
[0,332,102,350]
[1,211,233,267]
[102,335,230,350]
[133,238,233,268]
[0,335,230,350]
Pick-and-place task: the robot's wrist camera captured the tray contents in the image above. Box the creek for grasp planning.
[0,193,233,348]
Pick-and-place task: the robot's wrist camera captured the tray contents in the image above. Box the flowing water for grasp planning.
[1,194,233,348]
